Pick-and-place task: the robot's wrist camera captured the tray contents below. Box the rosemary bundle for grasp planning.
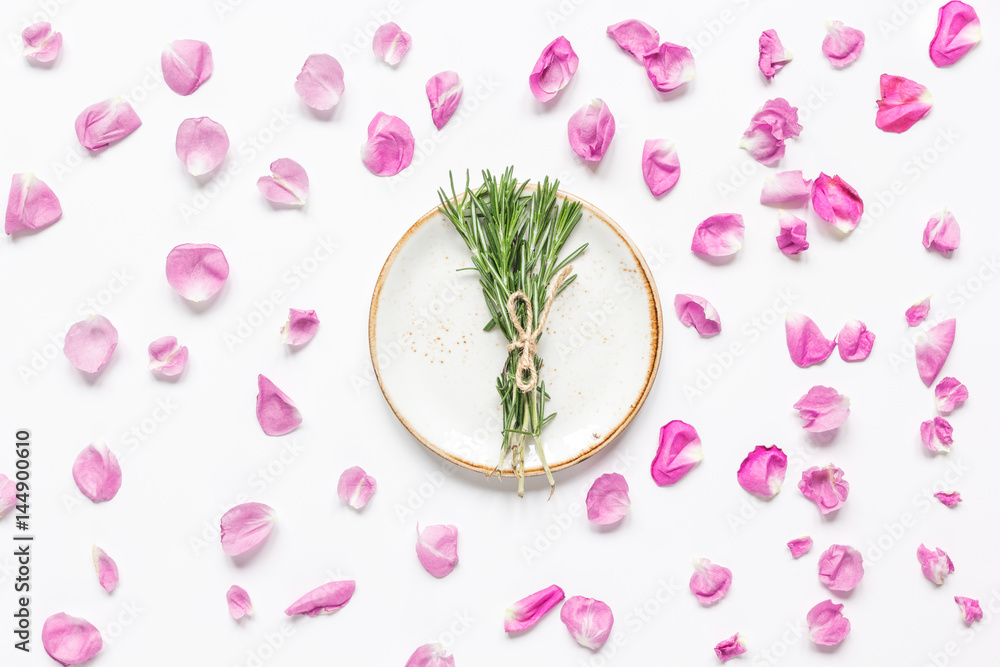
[438,168,587,496]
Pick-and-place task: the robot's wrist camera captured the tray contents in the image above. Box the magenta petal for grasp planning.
[75,99,141,150]
[785,313,837,367]
[284,580,356,615]
[281,308,319,346]
[759,29,793,79]
[175,117,229,176]
[165,243,229,302]
[691,213,744,257]
[650,420,703,486]
[258,158,309,206]
[22,22,62,63]
[372,22,411,65]
[220,502,276,557]
[923,208,961,254]
[72,441,121,503]
[740,121,785,166]
[916,318,956,386]
[337,466,377,510]
[92,545,119,593]
[761,171,812,206]
[930,2,982,67]
[795,386,850,432]
[416,524,459,578]
[294,54,345,110]
[918,544,954,585]
[674,294,722,336]
[6,173,62,235]
[920,416,954,453]
[147,336,188,377]
[837,319,875,361]
[161,39,213,95]
[776,211,809,255]
[751,98,802,140]
[788,536,814,559]
[736,445,787,498]
[568,99,616,162]
[807,600,851,646]
[799,465,849,514]
[560,596,614,650]
[42,613,102,666]
[362,112,414,177]
[529,36,579,102]
[714,634,747,662]
[586,473,630,525]
[256,374,302,436]
[823,21,865,69]
[935,377,968,413]
[876,74,933,133]
[643,42,695,92]
[642,139,680,197]
[690,558,732,606]
[906,296,931,326]
[64,315,118,374]
[405,644,455,667]
[227,585,253,619]
[607,20,660,61]
[812,173,863,233]
[955,596,983,624]
[504,584,565,633]
[817,544,864,592]
[426,71,463,130]
[0,474,16,517]
[935,491,963,507]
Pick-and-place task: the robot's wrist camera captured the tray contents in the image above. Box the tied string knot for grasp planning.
[505,265,573,392]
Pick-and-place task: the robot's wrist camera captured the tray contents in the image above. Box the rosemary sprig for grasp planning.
[438,168,587,497]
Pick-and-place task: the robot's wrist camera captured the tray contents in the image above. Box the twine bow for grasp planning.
[505,265,573,392]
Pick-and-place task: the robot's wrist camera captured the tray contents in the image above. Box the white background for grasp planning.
[2,0,999,665]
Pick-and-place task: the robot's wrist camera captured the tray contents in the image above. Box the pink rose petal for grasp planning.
[761,171,812,206]
[175,117,229,176]
[227,585,254,619]
[923,208,961,254]
[607,20,660,61]
[586,472,630,525]
[220,502,276,557]
[256,374,302,436]
[807,600,851,646]
[955,596,983,624]
[651,420,703,486]
[294,54,345,111]
[918,544,954,585]
[72,441,121,503]
[740,121,785,166]
[64,315,118,374]
[42,613,102,666]
[165,243,229,302]
[560,596,614,650]
[935,377,968,413]
[920,416,954,453]
[812,173,864,233]
[776,210,809,255]
[691,213,744,257]
[759,29,793,79]
[916,318,956,386]
[337,466,377,510]
[674,294,722,336]
[281,308,319,346]
[22,22,62,64]
[837,319,875,361]
[906,296,931,326]
[930,2,982,67]
[416,524,458,578]
[426,71,462,130]
[6,173,62,235]
[788,536,814,559]
[736,445,787,498]
[372,22,411,66]
[794,386,850,432]
[257,158,309,206]
[935,491,962,507]
[799,465,849,515]
[284,580,356,615]
[162,39,213,95]
[785,313,837,368]
[568,99,616,162]
[0,474,15,518]
[751,98,802,140]
[823,20,865,69]
[876,74,933,133]
[529,36,578,102]
[75,98,142,151]
[641,139,680,197]
[817,544,864,592]
[147,336,188,377]
[504,584,565,633]
[643,42,695,92]
[92,545,119,593]
[405,644,455,667]
[714,633,747,663]
[690,558,732,606]
[361,112,414,177]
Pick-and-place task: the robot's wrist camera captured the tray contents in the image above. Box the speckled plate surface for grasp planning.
[369,187,662,476]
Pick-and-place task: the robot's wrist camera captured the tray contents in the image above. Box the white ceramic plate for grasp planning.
[369,187,662,476]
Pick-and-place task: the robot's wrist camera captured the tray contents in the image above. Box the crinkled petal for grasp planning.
[906,296,931,326]
[642,139,680,197]
[22,22,62,63]
[362,112,414,177]
[786,313,837,368]
[42,613,102,666]
[426,71,462,130]
[161,39,213,95]
[930,2,982,67]
[72,441,121,503]
[416,524,459,578]
[812,173,863,233]
[822,21,865,69]
[935,491,963,507]
[714,633,747,662]
[761,171,812,206]
[227,585,254,619]
[258,158,309,206]
[837,319,875,361]
[817,544,864,592]
[294,54,345,110]
[405,644,455,667]
[6,173,62,235]
[799,465,849,514]
[568,99,615,162]
[674,294,722,336]
[807,600,851,646]
[915,318,956,386]
[372,22,411,66]
[643,42,695,92]
[607,20,660,61]
[92,546,119,593]
[752,98,803,140]
[529,36,579,102]
[923,208,961,254]
[256,374,302,436]
[776,210,809,255]
[739,121,785,166]
[284,580,356,615]
[75,98,142,151]
[220,502,276,556]
[876,74,933,133]
[759,29,793,79]
[175,117,228,176]
[64,315,118,374]
[788,536,814,559]
[954,596,983,624]
[920,416,953,453]
[917,544,954,585]
[560,596,614,649]
[337,466,377,510]
[794,386,851,432]
[737,445,787,498]
[281,308,319,346]
[504,584,565,633]
[935,377,968,413]
[651,420,703,486]
[586,473,630,525]
[165,243,229,302]
[147,336,188,377]
[0,474,16,518]
[691,213,744,257]
[690,558,732,606]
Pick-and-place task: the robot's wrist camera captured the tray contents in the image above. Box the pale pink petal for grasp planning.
[643,42,695,92]
[6,173,62,235]
[586,473,630,525]
[915,318,956,386]
[674,294,721,336]
[22,22,62,64]
[736,445,787,498]
[257,158,309,206]
[0,474,16,518]
[560,596,614,649]
[823,20,865,68]
[405,644,455,667]
[504,584,565,633]
[935,491,962,507]
[42,613,102,666]
[75,98,141,151]
[256,374,302,436]
[161,39,213,95]
[799,465,849,515]
[426,71,462,130]
[714,633,747,662]
[529,36,579,102]
[930,2,982,67]
[812,173,864,233]
[568,99,615,162]
[147,336,188,377]
[954,596,983,624]
[785,313,837,368]
[284,580,356,615]
[337,466,377,510]
[807,600,851,646]
[837,319,875,361]
[788,536,813,559]
[906,296,931,326]
[922,208,961,254]
[227,585,253,619]
[794,386,851,432]
[642,139,680,197]
[876,74,933,133]
[739,122,785,166]
[92,545,119,593]
[776,211,809,255]
[650,420,703,486]
[935,377,968,413]
[165,243,229,302]
[917,544,954,585]
[761,171,812,206]
[690,558,732,606]
[920,416,954,453]
[281,308,319,346]
[751,98,803,140]
[361,112,414,177]
[817,544,864,592]
[607,20,660,61]
[416,524,458,578]
[372,22,411,66]
[759,29,793,79]
[691,213,744,257]
[220,502,276,557]
[72,441,121,503]
[175,117,229,176]
[64,315,118,374]
[294,53,345,110]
